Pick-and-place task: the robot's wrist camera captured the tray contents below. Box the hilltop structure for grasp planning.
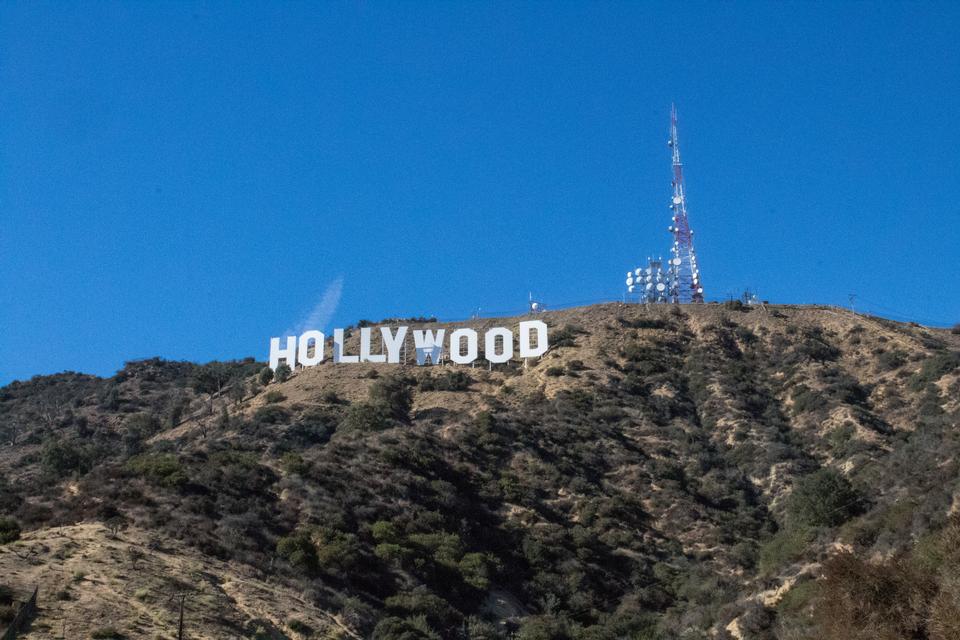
[627,105,706,304]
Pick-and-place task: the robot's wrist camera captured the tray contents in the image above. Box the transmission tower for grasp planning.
[666,104,705,303]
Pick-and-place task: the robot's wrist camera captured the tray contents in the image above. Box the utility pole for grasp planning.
[168,592,187,640]
[848,293,857,315]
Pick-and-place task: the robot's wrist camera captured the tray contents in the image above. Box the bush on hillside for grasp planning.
[264,390,286,404]
[372,615,441,640]
[342,402,394,433]
[126,453,189,490]
[908,352,960,392]
[258,367,274,385]
[274,363,292,383]
[251,404,291,426]
[816,553,934,640]
[368,375,414,423]
[787,469,863,528]
[40,439,89,477]
[418,370,471,392]
[0,517,20,544]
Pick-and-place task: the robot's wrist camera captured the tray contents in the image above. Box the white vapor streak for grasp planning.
[284,277,344,337]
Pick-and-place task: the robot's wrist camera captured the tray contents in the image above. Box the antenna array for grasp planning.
[624,105,706,304]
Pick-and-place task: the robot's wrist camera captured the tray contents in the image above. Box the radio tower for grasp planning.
[666,104,705,303]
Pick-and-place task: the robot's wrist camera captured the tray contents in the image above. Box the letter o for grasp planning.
[449,329,478,364]
[298,330,325,367]
[484,327,513,364]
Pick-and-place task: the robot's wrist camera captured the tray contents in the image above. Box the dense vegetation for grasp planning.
[1,305,958,639]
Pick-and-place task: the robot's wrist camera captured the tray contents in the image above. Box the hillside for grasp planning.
[1,303,959,640]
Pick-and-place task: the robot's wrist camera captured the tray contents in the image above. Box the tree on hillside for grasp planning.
[192,362,230,396]
[369,375,414,423]
[258,367,274,386]
[0,517,20,544]
[274,364,292,383]
[787,468,864,528]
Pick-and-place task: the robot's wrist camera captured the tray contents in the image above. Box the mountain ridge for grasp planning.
[1,303,959,640]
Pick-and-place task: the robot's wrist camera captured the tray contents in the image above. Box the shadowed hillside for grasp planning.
[1,303,959,640]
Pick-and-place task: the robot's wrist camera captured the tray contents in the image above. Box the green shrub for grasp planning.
[909,351,960,392]
[283,408,337,446]
[258,367,274,385]
[372,615,441,640]
[550,324,585,348]
[384,591,461,632]
[776,577,817,615]
[419,369,471,391]
[815,553,934,640]
[276,528,319,574]
[878,350,907,371]
[90,628,127,639]
[191,361,260,396]
[342,401,394,432]
[545,366,565,377]
[369,375,414,422]
[787,468,863,528]
[124,412,161,436]
[0,517,20,544]
[288,618,313,635]
[281,452,309,476]
[251,404,291,426]
[458,552,498,590]
[516,615,571,640]
[759,526,814,575]
[40,439,87,476]
[371,520,400,543]
[277,527,360,578]
[275,363,292,383]
[264,390,286,404]
[125,453,189,489]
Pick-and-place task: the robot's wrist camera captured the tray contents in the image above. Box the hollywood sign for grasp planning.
[269,320,549,371]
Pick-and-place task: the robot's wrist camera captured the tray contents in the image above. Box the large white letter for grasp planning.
[518,320,549,358]
[449,328,478,364]
[413,329,445,365]
[269,336,297,371]
[484,327,513,364]
[360,327,387,363]
[382,326,408,364]
[298,330,325,367]
[333,328,359,363]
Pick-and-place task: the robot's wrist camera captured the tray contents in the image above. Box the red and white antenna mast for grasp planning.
[667,104,705,303]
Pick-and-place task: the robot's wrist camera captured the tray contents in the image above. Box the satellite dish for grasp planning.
[697,287,704,294]
[657,283,666,292]
[673,258,682,265]
[645,268,652,275]
[646,283,653,290]
[626,277,634,286]
[627,285,635,293]
[672,196,682,205]
[635,268,642,276]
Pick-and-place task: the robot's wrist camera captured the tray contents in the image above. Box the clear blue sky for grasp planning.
[2,2,959,383]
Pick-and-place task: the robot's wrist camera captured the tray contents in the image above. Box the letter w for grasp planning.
[413,329,445,366]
